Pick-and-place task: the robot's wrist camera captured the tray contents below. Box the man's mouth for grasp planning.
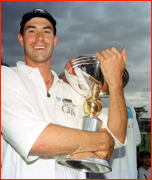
[33,46,46,50]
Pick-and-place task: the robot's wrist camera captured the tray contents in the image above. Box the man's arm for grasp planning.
[1,66,114,161]
[29,123,114,159]
[96,47,128,144]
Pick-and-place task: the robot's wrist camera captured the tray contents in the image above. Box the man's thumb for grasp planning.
[121,48,127,66]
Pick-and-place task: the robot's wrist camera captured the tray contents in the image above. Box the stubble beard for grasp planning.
[25,46,53,64]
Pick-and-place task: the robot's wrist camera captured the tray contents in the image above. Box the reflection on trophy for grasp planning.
[56,55,129,173]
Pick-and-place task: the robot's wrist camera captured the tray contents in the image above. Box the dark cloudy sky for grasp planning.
[1,1,151,117]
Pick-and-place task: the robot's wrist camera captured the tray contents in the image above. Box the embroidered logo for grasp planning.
[127,106,133,119]
[56,96,61,101]
[62,99,77,116]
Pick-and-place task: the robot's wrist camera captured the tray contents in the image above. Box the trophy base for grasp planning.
[56,111,112,173]
[56,157,112,173]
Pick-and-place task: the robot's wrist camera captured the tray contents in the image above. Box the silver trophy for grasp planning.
[56,55,129,173]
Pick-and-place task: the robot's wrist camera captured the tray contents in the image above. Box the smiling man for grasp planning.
[1,8,128,179]
[19,19,57,63]
[138,151,151,179]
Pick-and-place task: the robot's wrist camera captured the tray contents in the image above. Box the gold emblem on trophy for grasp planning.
[83,84,102,132]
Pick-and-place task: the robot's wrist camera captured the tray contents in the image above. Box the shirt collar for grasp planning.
[16,61,61,85]
[17,61,39,74]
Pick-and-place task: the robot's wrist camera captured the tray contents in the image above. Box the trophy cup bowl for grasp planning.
[56,55,129,173]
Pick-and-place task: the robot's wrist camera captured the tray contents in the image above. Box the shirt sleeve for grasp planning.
[133,108,141,146]
[1,66,50,162]
[98,112,127,149]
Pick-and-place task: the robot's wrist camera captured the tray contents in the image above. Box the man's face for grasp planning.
[141,154,151,166]
[18,17,58,64]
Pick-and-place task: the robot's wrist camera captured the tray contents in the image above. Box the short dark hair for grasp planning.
[139,150,151,159]
[20,8,57,35]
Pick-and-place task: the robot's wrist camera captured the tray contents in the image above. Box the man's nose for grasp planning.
[36,31,44,41]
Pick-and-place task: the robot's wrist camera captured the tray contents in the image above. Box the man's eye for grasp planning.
[44,31,51,34]
[29,30,34,33]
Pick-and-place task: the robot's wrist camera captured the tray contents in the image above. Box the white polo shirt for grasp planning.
[138,166,151,179]
[1,62,125,179]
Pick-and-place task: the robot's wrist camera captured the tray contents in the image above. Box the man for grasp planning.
[141,135,146,148]
[89,96,141,179]
[1,8,127,179]
[138,151,151,179]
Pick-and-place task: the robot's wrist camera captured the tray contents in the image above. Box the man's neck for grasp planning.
[142,164,150,170]
[26,59,52,80]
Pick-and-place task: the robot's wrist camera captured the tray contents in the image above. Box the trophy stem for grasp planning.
[82,116,102,132]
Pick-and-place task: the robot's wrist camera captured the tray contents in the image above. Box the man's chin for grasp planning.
[33,57,50,63]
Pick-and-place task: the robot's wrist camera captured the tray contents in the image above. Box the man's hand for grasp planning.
[68,151,100,160]
[95,47,127,88]
[69,128,114,160]
[95,128,114,160]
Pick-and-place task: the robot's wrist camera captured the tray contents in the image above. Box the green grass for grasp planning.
[138,133,151,153]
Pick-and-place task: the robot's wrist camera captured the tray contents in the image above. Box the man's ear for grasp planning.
[54,35,58,47]
[139,158,142,163]
[18,33,24,46]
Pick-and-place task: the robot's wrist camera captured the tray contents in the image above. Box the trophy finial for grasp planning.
[83,84,102,117]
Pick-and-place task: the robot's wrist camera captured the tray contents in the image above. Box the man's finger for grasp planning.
[121,48,127,66]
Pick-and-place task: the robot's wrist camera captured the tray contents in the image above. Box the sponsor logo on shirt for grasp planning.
[62,98,76,116]
[127,123,134,128]
[78,83,87,91]
[56,96,61,101]
[127,106,133,119]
